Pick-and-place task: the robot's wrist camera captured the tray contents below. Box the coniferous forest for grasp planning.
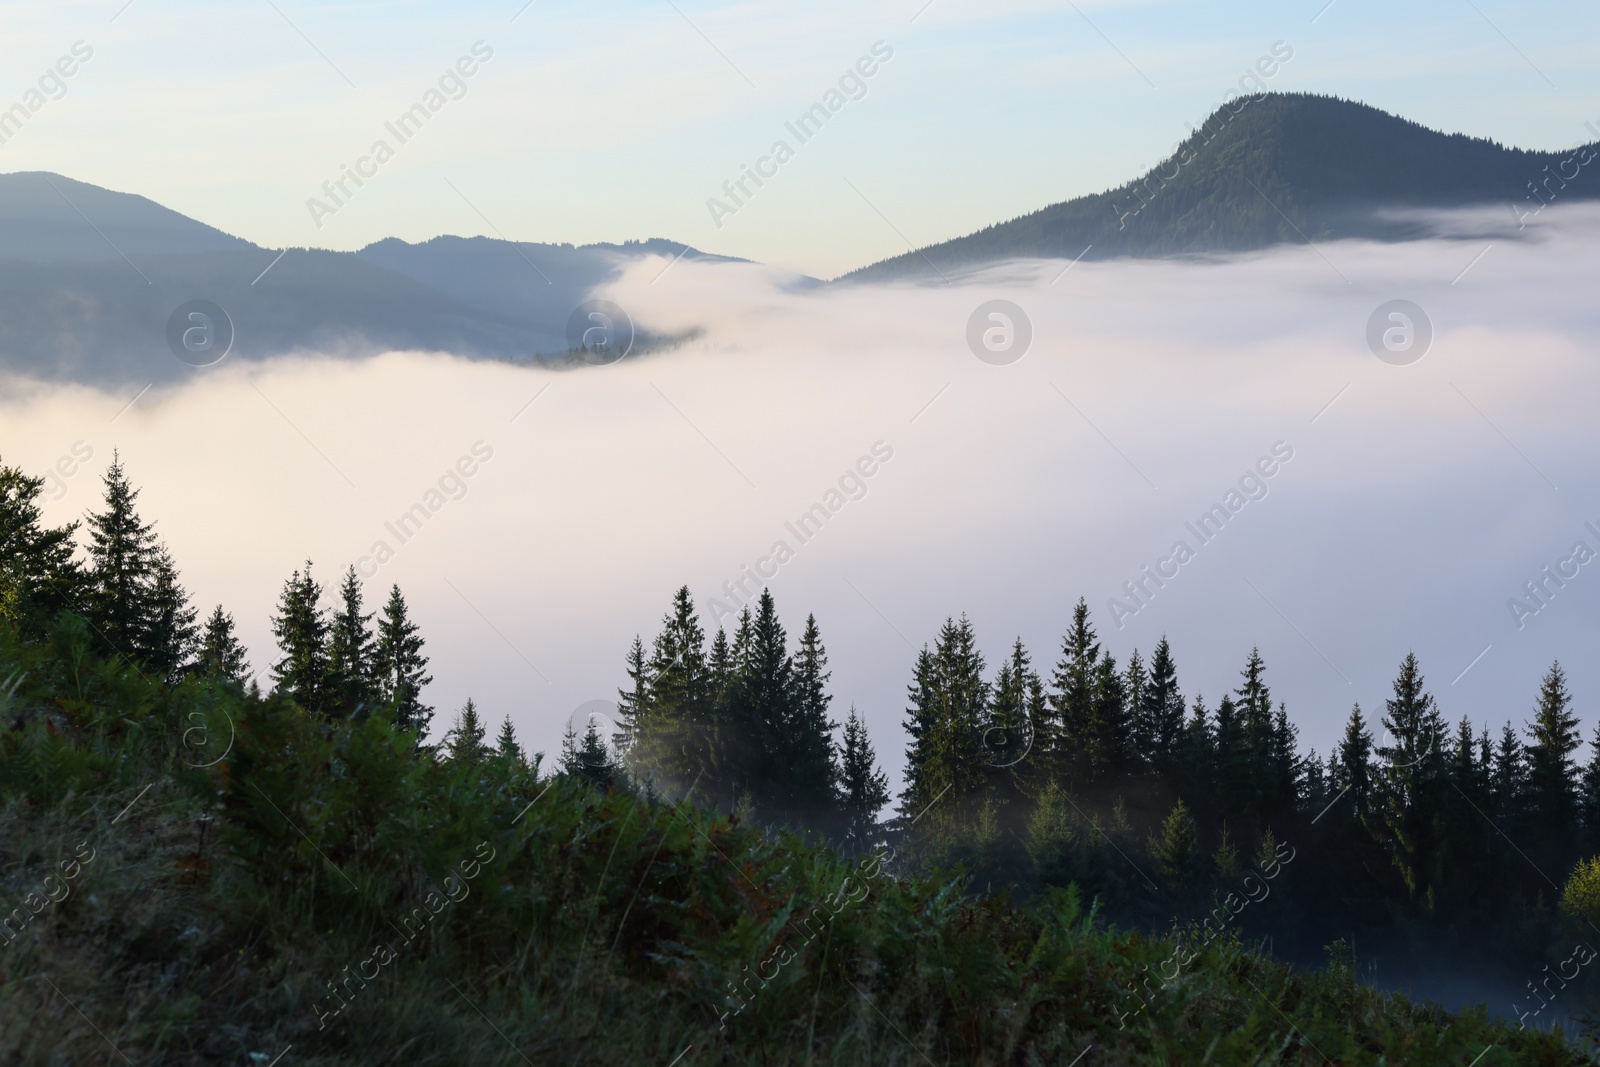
[3,450,1599,1064]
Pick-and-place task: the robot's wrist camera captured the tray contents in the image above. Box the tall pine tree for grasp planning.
[838,706,890,847]
[196,605,250,685]
[375,584,433,735]
[0,457,84,640]
[326,566,376,718]
[270,562,328,714]
[1524,661,1581,867]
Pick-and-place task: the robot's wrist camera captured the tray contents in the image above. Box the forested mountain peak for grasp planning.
[839,93,1599,282]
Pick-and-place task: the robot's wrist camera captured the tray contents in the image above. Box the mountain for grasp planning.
[0,172,251,262]
[0,172,724,384]
[839,93,1600,283]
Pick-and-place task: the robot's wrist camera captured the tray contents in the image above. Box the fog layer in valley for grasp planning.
[5,204,1598,790]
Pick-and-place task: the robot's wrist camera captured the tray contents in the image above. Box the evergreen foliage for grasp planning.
[196,604,251,685]
[375,583,433,735]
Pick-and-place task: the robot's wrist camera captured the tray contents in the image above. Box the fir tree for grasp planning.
[1374,653,1448,910]
[986,638,1044,798]
[560,717,618,787]
[1094,652,1133,778]
[635,586,713,794]
[1332,704,1376,824]
[1212,694,1251,829]
[270,561,328,714]
[900,616,989,827]
[838,705,890,846]
[1124,649,1150,762]
[615,635,650,757]
[196,605,250,685]
[326,566,376,718]
[496,714,523,765]
[142,547,196,683]
[1580,722,1600,857]
[1049,599,1102,789]
[376,584,433,736]
[1177,694,1214,814]
[84,452,160,660]
[1141,636,1185,775]
[1524,660,1581,863]
[446,697,487,763]
[1234,648,1275,829]
[783,612,840,824]
[0,457,84,641]
[1152,798,1199,895]
[1492,722,1526,826]
[738,590,793,812]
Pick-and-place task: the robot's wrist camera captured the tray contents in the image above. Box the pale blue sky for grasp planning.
[2,0,1598,277]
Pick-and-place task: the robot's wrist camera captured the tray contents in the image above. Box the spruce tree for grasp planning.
[1580,722,1600,857]
[496,714,523,764]
[1141,636,1185,775]
[1234,648,1275,829]
[446,698,487,763]
[270,562,329,714]
[784,612,840,824]
[1332,704,1376,824]
[899,616,989,829]
[615,635,650,758]
[1268,702,1302,820]
[1441,715,1492,915]
[560,717,618,787]
[1049,599,1102,789]
[986,638,1043,797]
[196,605,250,684]
[1124,648,1150,763]
[0,457,84,640]
[1374,653,1449,910]
[141,547,196,683]
[1094,652,1133,779]
[84,452,159,659]
[1524,661,1581,865]
[326,566,376,718]
[1152,797,1199,896]
[1492,722,1526,826]
[1178,694,1214,815]
[740,590,793,812]
[1212,694,1251,829]
[636,587,713,794]
[838,705,890,846]
[375,584,433,736]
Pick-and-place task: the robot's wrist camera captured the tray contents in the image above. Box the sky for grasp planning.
[5,204,1600,791]
[1,0,1598,277]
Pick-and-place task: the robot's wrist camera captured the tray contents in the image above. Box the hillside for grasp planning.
[0,646,1586,1065]
[839,93,1600,283]
[1,450,1596,1066]
[0,172,720,384]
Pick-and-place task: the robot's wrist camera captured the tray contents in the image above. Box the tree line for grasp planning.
[618,588,1600,980]
[0,453,437,736]
[8,450,1597,980]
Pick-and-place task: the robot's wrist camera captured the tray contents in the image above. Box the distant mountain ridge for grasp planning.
[839,93,1600,283]
[0,171,728,384]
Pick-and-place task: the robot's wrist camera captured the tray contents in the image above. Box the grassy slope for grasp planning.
[0,624,1590,1066]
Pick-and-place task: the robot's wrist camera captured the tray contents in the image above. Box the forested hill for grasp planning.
[838,93,1600,283]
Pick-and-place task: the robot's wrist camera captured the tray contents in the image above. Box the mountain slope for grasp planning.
[0,171,252,262]
[0,173,719,384]
[839,93,1600,283]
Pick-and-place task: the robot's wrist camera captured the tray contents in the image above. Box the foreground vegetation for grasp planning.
[4,451,1599,1062]
[0,643,1589,1065]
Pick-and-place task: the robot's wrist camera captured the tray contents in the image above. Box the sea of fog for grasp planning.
[6,203,1600,790]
